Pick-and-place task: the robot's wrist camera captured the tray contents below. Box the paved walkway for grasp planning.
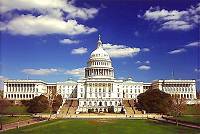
[35,113,163,119]
[0,118,47,132]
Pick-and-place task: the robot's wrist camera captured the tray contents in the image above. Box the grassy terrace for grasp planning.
[0,116,32,124]
[2,119,200,134]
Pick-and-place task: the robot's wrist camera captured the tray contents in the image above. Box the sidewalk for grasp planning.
[0,118,47,132]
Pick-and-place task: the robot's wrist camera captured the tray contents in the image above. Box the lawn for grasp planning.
[0,116,32,124]
[177,115,200,125]
[1,119,200,134]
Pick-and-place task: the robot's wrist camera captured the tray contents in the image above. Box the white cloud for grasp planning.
[145,60,150,64]
[142,48,150,52]
[1,15,97,36]
[0,75,8,81]
[22,68,59,75]
[195,68,200,73]
[0,0,98,20]
[135,61,142,64]
[185,41,200,47]
[71,47,87,54]
[135,60,150,64]
[140,3,200,31]
[59,38,79,44]
[64,67,85,78]
[0,75,8,89]
[134,31,139,36]
[138,65,151,71]
[161,20,193,31]
[168,48,186,54]
[103,43,140,58]
[144,8,185,21]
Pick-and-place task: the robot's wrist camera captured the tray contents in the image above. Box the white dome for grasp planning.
[90,47,110,61]
[90,35,111,61]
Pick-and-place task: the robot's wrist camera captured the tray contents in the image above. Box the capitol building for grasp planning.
[3,36,197,113]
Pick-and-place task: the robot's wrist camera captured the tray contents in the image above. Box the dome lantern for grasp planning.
[97,34,103,48]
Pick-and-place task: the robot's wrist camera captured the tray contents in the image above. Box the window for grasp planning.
[105,102,107,106]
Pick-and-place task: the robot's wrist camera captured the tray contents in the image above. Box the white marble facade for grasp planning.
[3,80,47,100]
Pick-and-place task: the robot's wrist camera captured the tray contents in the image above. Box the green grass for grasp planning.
[0,116,32,124]
[177,115,200,125]
[4,105,30,115]
[183,105,200,115]
[1,119,199,134]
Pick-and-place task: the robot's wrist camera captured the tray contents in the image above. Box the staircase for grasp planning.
[123,99,142,115]
[58,99,78,116]
[67,100,78,114]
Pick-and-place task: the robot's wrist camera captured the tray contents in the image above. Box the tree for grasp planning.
[27,95,49,113]
[52,95,63,113]
[170,96,186,126]
[108,106,115,113]
[197,91,200,99]
[0,99,11,130]
[0,90,3,99]
[137,89,172,114]
[0,99,11,114]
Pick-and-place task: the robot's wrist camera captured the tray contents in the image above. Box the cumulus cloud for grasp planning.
[71,47,87,54]
[140,3,200,31]
[59,38,79,44]
[185,41,200,47]
[138,65,151,71]
[1,15,97,36]
[22,68,59,75]
[64,67,85,78]
[102,43,140,58]
[168,48,186,54]
[142,48,150,52]
[0,0,98,20]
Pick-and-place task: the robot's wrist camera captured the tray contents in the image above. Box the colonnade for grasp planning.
[85,68,114,77]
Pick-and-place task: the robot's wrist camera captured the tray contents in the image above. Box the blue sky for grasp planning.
[0,0,200,90]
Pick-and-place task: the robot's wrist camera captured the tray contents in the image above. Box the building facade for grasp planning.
[152,80,196,99]
[3,36,197,113]
[3,80,47,100]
